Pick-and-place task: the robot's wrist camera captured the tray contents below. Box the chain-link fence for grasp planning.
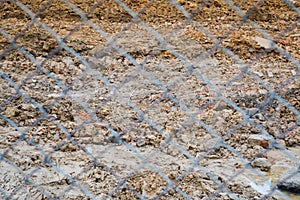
[1,0,300,199]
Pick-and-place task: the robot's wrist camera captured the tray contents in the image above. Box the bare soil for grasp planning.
[1,0,299,199]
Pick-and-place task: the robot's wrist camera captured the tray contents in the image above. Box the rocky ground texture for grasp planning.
[0,0,300,199]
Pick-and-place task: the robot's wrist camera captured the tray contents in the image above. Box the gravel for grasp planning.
[1,0,299,199]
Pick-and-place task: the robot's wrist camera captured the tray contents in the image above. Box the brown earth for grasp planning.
[0,0,299,199]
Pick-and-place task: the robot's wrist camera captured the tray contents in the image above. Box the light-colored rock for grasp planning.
[278,172,300,194]
[136,137,146,147]
[248,134,273,149]
[251,158,272,172]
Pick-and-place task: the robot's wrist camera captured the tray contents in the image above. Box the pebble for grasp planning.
[136,138,146,147]
[4,107,17,118]
[278,172,300,194]
[251,158,272,172]
[62,57,74,67]
[266,70,273,78]
[248,134,273,149]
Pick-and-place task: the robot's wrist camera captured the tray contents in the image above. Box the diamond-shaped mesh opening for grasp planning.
[0,35,9,56]
[28,167,70,198]
[63,25,107,57]
[168,74,218,109]
[75,162,119,196]
[42,1,81,22]
[123,170,168,199]
[141,57,189,85]
[117,120,165,148]
[220,23,266,61]
[226,74,272,109]
[246,1,299,32]
[191,0,243,36]
[0,127,21,149]
[26,119,71,150]
[2,140,44,171]
[202,105,243,135]
[258,95,299,138]
[0,50,41,83]
[175,171,220,199]
[13,23,59,57]
[0,160,44,199]
[223,123,268,159]
[87,58,138,88]
[120,75,163,105]
[136,0,186,24]
[143,101,189,132]
[0,79,16,107]
[91,0,134,23]
[0,2,32,37]
[231,0,261,11]
[66,73,111,111]
[162,122,223,158]
[249,53,299,88]
[273,118,300,147]
[95,97,139,132]
[0,96,43,127]
[181,22,215,50]
[37,2,83,34]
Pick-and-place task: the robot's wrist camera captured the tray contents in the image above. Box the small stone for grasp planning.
[278,172,300,194]
[204,137,219,151]
[254,71,264,77]
[251,158,271,172]
[246,108,260,116]
[4,107,17,118]
[62,57,73,67]
[290,70,297,76]
[121,134,131,142]
[106,134,120,144]
[214,101,228,111]
[274,139,286,149]
[53,133,60,140]
[78,63,86,70]
[251,113,264,121]
[248,134,273,149]
[266,70,273,78]
[20,103,31,110]
[136,138,146,147]
[219,192,230,200]
[168,172,177,180]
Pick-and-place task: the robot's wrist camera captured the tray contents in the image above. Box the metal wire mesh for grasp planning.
[1,0,300,199]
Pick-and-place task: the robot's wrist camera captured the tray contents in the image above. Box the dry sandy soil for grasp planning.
[0,0,300,199]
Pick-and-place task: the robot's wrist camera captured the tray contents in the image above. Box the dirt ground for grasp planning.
[0,0,300,199]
